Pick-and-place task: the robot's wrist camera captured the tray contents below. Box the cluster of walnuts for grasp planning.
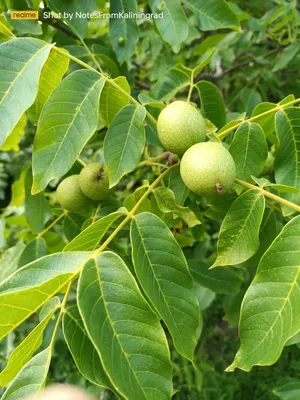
[158,101,236,196]
[56,163,110,212]
[56,101,237,212]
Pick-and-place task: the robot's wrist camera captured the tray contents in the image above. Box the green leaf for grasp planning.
[48,0,94,39]
[165,167,189,205]
[0,299,59,387]
[64,209,127,251]
[0,252,91,340]
[153,187,201,227]
[272,43,299,72]
[64,213,86,241]
[1,347,51,400]
[124,186,152,214]
[138,93,165,109]
[242,207,277,267]
[212,189,265,267]
[182,0,241,31]
[150,64,191,101]
[251,102,276,137]
[18,238,48,268]
[110,0,139,64]
[10,167,26,207]
[25,168,51,234]
[0,241,25,283]
[188,259,242,294]
[92,44,120,77]
[263,184,300,194]
[0,113,27,152]
[240,88,262,116]
[32,70,105,194]
[229,122,268,182]
[193,33,226,55]
[150,0,188,53]
[104,105,146,188]
[196,80,226,129]
[130,212,201,360]
[78,252,173,400]
[195,283,216,310]
[30,47,70,123]
[63,305,112,389]
[273,378,300,400]
[99,77,131,127]
[193,48,216,75]
[274,108,300,216]
[0,21,15,42]
[227,215,300,371]
[0,38,52,145]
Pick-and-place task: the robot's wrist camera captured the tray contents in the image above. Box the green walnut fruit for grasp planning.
[79,162,110,201]
[56,175,90,212]
[157,101,206,156]
[180,142,236,196]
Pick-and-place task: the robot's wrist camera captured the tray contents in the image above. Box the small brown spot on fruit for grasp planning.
[216,183,223,193]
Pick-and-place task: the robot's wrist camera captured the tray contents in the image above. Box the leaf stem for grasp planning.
[94,163,180,255]
[217,98,300,140]
[54,46,157,126]
[136,152,170,168]
[79,39,104,73]
[37,210,68,238]
[187,70,194,103]
[50,281,73,348]
[77,158,87,167]
[235,179,300,213]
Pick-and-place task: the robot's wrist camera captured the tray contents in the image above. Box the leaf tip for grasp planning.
[225,363,236,372]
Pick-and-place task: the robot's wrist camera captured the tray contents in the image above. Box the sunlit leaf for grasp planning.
[0,38,52,145]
